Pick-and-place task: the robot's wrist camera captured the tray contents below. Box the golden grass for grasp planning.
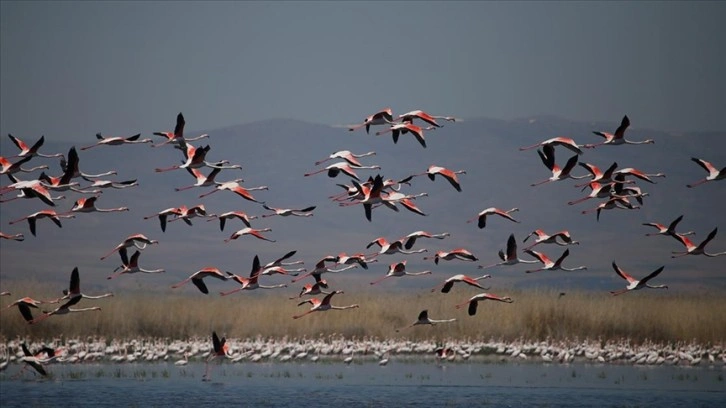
[2,283,725,345]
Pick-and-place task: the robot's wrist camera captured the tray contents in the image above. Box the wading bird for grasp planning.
[424,248,478,265]
[467,207,520,229]
[395,110,459,127]
[292,291,359,319]
[206,211,258,231]
[585,115,654,148]
[370,260,432,285]
[153,112,209,148]
[261,204,316,218]
[347,108,394,133]
[7,134,64,159]
[524,249,587,273]
[174,167,225,191]
[400,231,450,250]
[198,181,268,202]
[412,165,466,192]
[290,274,330,299]
[519,136,584,155]
[219,256,287,296]
[642,215,694,238]
[0,232,24,241]
[8,210,75,237]
[531,145,587,186]
[171,267,229,294]
[304,162,381,181]
[107,251,165,279]
[523,229,579,250]
[479,234,540,269]
[30,295,102,325]
[3,297,46,323]
[315,150,376,167]
[687,157,725,188]
[46,267,114,304]
[143,207,185,232]
[609,262,667,296]
[100,234,159,264]
[18,343,48,377]
[430,273,492,293]
[0,156,49,175]
[366,237,428,256]
[81,133,152,150]
[60,146,118,180]
[225,227,275,243]
[376,122,433,148]
[454,293,514,316]
[68,196,129,214]
[671,228,726,258]
[203,331,230,381]
[581,196,639,221]
[396,309,457,331]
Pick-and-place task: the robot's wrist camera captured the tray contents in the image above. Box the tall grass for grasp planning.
[2,283,724,345]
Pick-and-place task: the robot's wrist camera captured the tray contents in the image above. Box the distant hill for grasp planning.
[1,116,724,295]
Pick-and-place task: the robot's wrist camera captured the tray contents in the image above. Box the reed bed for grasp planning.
[2,282,725,346]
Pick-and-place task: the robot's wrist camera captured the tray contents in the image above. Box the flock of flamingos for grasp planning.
[0,109,724,379]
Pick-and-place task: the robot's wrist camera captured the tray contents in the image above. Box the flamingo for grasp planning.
[370,260,432,285]
[315,150,376,167]
[519,136,584,155]
[430,273,492,293]
[585,115,654,148]
[37,171,94,194]
[304,161,381,181]
[153,112,209,148]
[347,108,394,133]
[292,290,359,319]
[609,262,667,296]
[107,250,165,279]
[567,181,618,205]
[80,133,152,150]
[171,267,229,294]
[290,259,358,283]
[366,237,427,256]
[454,293,514,316]
[143,207,185,232]
[610,183,649,205]
[18,343,48,377]
[262,250,305,269]
[375,122,433,148]
[424,248,478,265]
[100,233,159,264]
[523,229,579,250]
[198,181,268,202]
[400,231,450,250]
[0,232,24,241]
[395,110,459,127]
[46,267,114,304]
[68,196,129,214]
[0,177,63,206]
[3,297,47,322]
[378,191,429,217]
[0,156,49,175]
[8,209,75,236]
[332,252,373,270]
[206,211,258,231]
[219,256,287,296]
[155,143,242,173]
[203,331,230,381]
[574,161,621,187]
[167,204,209,226]
[531,144,588,186]
[581,196,639,221]
[290,275,330,299]
[524,248,587,273]
[30,295,102,325]
[84,178,139,190]
[338,175,385,221]
[479,234,540,269]
[174,167,224,191]
[261,204,316,218]
[612,167,665,184]
[671,228,726,258]
[60,147,118,180]
[642,215,695,238]
[7,134,64,159]
[412,165,466,192]
[225,227,275,243]
[396,309,457,331]
[687,157,725,188]
[467,207,520,229]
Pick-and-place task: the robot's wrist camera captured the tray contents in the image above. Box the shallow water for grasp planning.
[1,361,724,407]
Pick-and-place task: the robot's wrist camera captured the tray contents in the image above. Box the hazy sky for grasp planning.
[1,1,725,142]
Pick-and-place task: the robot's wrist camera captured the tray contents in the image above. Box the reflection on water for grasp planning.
[1,361,724,407]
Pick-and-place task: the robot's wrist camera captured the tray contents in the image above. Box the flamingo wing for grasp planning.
[192,278,210,294]
[611,262,636,283]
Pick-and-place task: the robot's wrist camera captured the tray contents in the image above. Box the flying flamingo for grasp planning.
[455,293,514,316]
[155,143,242,173]
[479,234,540,269]
[30,294,102,325]
[574,161,619,187]
[567,181,618,205]
[18,343,48,377]
[261,204,316,218]
[370,260,432,285]
[581,196,639,221]
[585,115,654,148]
[395,110,459,127]
[467,207,520,229]
[338,175,385,221]
[219,256,287,296]
[531,144,588,186]
[107,250,165,279]
[611,184,649,205]
[8,209,75,237]
[396,309,457,331]
[143,206,185,232]
[375,122,434,148]
[671,228,726,258]
[167,204,209,226]
[0,232,24,241]
[612,167,665,184]
[379,191,429,217]
[290,259,358,283]
[198,181,268,202]
[84,178,139,190]
[100,233,159,264]
[206,211,258,231]
[7,134,63,159]
[203,331,230,381]
[332,252,374,270]
[292,290,359,319]
[609,262,667,296]
[262,250,304,269]
[519,136,584,155]
[60,147,118,180]
[0,156,49,176]
[68,196,129,214]
[400,231,450,250]
[430,273,492,293]
[304,161,381,181]
[347,108,394,133]
[315,150,376,167]
[37,171,95,194]
[0,178,63,206]
[424,248,478,265]
[153,112,209,148]
[3,297,47,323]
[290,274,330,299]
[46,267,114,305]
[524,248,587,273]
[687,157,725,188]
[642,215,695,238]
[81,133,152,150]
[523,229,579,250]
[171,267,229,294]
[225,227,275,243]
[412,165,466,192]
[174,167,225,191]
[366,237,428,256]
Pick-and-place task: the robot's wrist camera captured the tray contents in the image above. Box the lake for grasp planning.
[1,360,724,407]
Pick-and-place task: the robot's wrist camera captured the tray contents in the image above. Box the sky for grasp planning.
[1,1,726,143]
[0,2,725,297]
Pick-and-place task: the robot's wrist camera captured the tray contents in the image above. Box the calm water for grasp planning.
[1,361,724,407]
